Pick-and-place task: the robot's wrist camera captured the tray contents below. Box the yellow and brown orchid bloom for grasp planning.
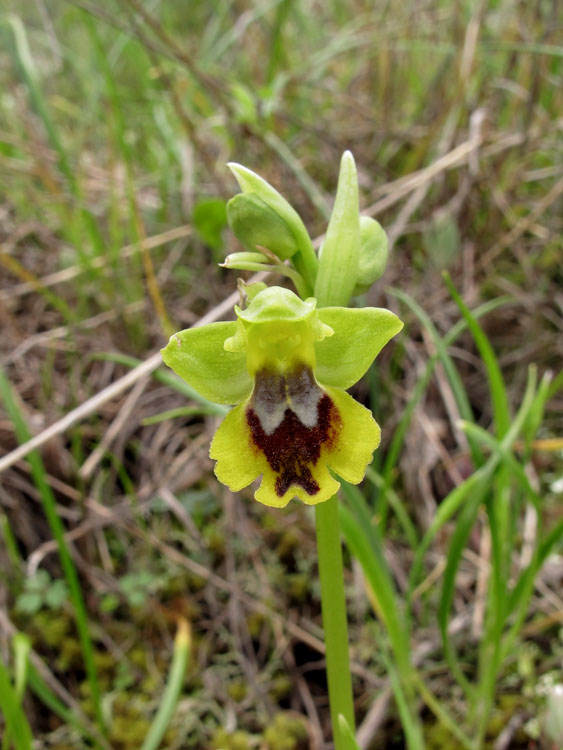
[161,286,402,508]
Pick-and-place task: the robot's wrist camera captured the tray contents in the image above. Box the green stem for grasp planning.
[315,495,355,750]
[312,176,357,747]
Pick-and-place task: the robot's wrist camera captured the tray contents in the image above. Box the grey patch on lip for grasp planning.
[251,366,324,435]
[252,370,287,435]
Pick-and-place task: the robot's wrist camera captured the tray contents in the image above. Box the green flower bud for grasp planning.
[228,163,318,292]
[353,216,389,295]
[226,193,299,261]
[314,151,360,307]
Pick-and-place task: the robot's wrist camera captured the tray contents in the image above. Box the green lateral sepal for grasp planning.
[161,322,251,405]
[315,306,403,389]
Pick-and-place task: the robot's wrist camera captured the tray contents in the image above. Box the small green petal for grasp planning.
[315,307,403,389]
[325,387,381,483]
[161,322,251,405]
[210,403,263,491]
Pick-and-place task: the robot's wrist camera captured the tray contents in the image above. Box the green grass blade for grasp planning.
[437,367,537,699]
[12,635,30,700]
[390,287,484,467]
[380,296,511,528]
[266,0,293,83]
[408,467,494,597]
[500,370,563,654]
[460,421,541,510]
[502,518,563,662]
[0,512,22,569]
[379,647,424,750]
[3,15,104,258]
[339,498,409,670]
[365,467,419,549]
[438,481,486,700]
[339,484,419,740]
[3,15,74,189]
[140,619,191,750]
[442,273,511,437]
[264,131,331,220]
[0,654,32,750]
[522,369,557,452]
[337,714,361,750]
[27,665,107,750]
[0,368,106,734]
[412,670,473,749]
[331,489,424,750]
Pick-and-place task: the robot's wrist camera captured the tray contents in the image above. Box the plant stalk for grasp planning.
[315,495,355,750]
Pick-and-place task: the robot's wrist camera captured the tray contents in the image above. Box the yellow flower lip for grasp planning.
[246,365,340,498]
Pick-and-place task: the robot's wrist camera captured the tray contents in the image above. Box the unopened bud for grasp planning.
[353,216,389,295]
[222,251,270,268]
[314,150,360,307]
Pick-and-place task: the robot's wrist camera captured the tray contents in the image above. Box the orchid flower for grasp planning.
[161,285,402,508]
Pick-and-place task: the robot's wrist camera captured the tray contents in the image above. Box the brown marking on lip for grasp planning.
[246,368,340,497]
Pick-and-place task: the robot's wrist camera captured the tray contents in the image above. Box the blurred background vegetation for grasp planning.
[0,1,562,748]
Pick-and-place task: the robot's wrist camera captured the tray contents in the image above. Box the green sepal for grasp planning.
[353,216,389,294]
[227,193,299,260]
[161,322,251,405]
[314,151,360,307]
[315,307,403,389]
